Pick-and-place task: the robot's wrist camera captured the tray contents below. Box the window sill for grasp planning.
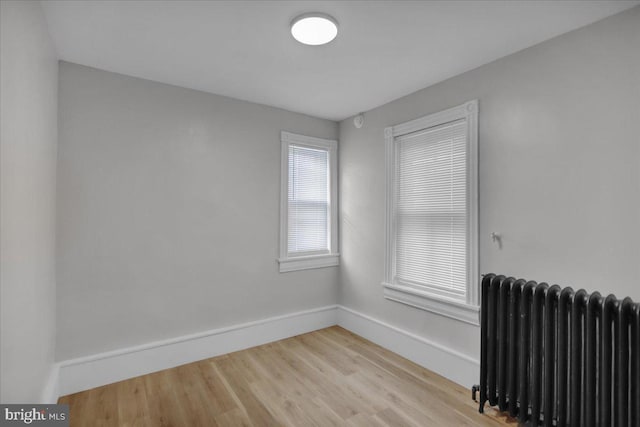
[278,253,340,273]
[382,282,480,326]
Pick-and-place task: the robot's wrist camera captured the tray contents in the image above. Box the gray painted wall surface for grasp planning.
[56,63,339,360]
[338,8,639,361]
[0,0,58,403]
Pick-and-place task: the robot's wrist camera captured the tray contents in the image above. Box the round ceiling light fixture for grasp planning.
[290,13,338,46]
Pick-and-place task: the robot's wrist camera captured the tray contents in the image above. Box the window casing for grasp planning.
[383,101,479,325]
[279,131,339,272]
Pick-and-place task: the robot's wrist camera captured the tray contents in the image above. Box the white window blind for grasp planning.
[394,119,468,300]
[287,144,330,255]
[279,132,338,273]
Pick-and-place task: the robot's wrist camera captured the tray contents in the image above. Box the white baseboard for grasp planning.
[53,303,478,400]
[57,305,338,397]
[336,305,479,388]
[40,363,60,403]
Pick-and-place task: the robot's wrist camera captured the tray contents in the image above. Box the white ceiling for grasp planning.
[42,1,638,121]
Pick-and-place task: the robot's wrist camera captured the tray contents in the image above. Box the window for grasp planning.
[383,101,479,324]
[279,131,338,272]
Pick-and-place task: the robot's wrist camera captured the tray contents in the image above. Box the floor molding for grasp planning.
[336,305,479,387]
[57,305,338,397]
[41,363,61,403]
[54,303,478,399]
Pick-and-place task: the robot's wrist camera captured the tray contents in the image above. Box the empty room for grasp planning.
[1,0,639,425]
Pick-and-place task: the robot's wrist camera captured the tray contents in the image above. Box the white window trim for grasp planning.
[382,100,479,325]
[278,131,339,273]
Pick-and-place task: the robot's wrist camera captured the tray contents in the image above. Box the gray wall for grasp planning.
[339,7,639,361]
[57,63,339,360]
[0,0,58,403]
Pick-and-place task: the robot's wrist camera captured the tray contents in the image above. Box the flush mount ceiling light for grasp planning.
[290,13,338,46]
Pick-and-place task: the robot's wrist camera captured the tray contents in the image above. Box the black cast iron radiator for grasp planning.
[475,274,640,426]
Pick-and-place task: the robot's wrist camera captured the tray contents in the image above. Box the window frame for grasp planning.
[382,100,479,325]
[278,131,339,273]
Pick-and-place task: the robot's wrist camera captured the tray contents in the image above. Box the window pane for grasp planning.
[288,145,330,254]
[395,120,467,300]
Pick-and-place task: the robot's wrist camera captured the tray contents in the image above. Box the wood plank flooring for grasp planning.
[58,326,516,426]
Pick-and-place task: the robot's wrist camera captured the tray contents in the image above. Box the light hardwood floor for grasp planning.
[58,326,515,426]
